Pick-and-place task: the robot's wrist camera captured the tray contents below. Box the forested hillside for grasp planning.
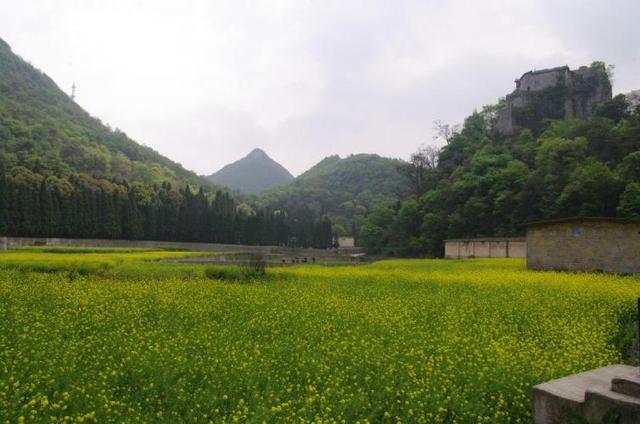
[361,78,640,256]
[0,37,333,248]
[256,154,409,237]
[0,38,217,189]
[208,148,294,193]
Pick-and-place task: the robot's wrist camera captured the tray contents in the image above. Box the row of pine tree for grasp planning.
[0,165,334,248]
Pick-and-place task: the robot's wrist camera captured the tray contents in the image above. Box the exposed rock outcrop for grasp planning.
[495,64,612,135]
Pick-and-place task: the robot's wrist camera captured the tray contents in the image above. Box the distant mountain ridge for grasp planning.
[257,153,409,236]
[297,155,342,180]
[208,148,294,194]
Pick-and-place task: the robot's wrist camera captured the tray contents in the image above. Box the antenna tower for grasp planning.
[71,83,76,101]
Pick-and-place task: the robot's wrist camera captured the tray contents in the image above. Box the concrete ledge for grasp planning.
[585,388,640,422]
[612,374,640,398]
[533,365,640,423]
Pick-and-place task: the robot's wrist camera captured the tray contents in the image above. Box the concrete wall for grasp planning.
[444,238,526,259]
[526,220,640,274]
[0,237,7,251]
[3,236,356,258]
[338,237,355,248]
[508,240,527,258]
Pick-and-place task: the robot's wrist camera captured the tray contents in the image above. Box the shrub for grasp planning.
[204,255,267,283]
[241,253,266,280]
[204,266,241,281]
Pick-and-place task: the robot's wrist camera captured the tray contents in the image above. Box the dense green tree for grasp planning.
[357,206,395,253]
[554,161,622,217]
[617,183,640,218]
[595,94,631,123]
[617,152,640,182]
[1,167,333,248]
[257,154,409,239]
[0,163,6,234]
[360,85,640,257]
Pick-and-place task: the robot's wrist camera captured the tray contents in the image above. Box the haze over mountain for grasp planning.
[208,148,294,194]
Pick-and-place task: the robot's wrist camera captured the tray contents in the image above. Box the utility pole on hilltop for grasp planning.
[71,83,76,101]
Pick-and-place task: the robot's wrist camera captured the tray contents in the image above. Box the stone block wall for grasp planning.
[526,220,640,274]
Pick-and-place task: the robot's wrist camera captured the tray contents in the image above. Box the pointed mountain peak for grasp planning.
[248,148,267,157]
[208,148,294,194]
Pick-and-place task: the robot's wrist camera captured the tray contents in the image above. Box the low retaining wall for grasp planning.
[2,236,358,257]
[444,238,526,259]
[525,218,640,274]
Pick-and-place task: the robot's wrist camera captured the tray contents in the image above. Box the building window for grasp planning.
[572,227,581,237]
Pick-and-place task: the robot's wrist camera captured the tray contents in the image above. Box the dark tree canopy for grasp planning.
[0,168,333,248]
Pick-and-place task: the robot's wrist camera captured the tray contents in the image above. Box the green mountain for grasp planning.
[207,148,294,194]
[296,155,342,179]
[0,36,218,190]
[258,153,409,236]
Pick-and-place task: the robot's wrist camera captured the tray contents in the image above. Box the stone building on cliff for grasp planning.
[495,64,612,134]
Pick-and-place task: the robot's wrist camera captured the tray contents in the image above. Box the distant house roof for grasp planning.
[523,216,640,228]
[517,65,570,81]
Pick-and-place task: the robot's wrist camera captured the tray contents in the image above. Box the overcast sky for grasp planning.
[1,1,639,175]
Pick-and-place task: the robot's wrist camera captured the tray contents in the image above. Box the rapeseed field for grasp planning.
[1,249,639,423]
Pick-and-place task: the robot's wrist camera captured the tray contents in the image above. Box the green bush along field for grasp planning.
[0,250,639,422]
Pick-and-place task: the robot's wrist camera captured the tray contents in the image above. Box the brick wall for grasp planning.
[526,220,640,274]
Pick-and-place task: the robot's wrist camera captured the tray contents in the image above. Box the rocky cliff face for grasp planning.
[495,64,612,135]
